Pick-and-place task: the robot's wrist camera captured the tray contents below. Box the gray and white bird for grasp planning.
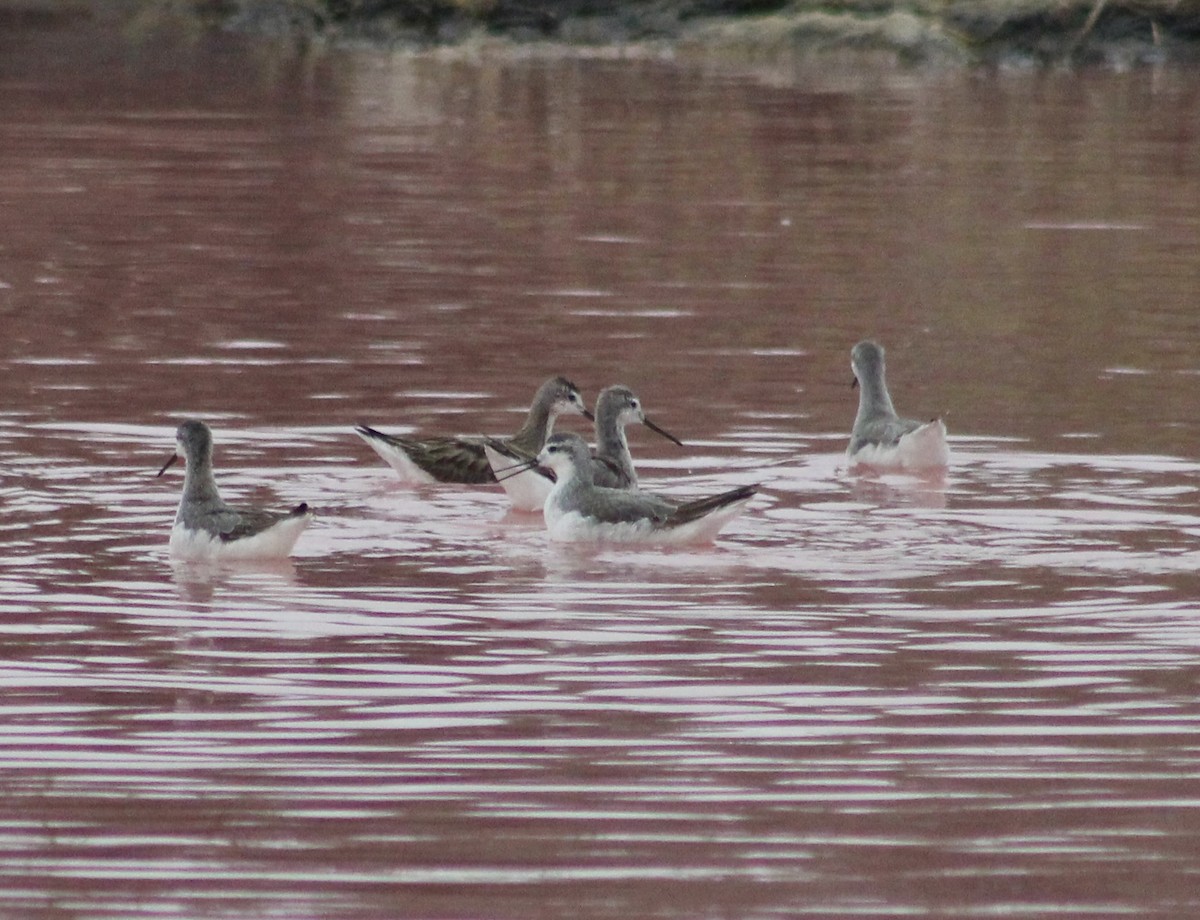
[158,419,312,560]
[847,340,949,471]
[485,384,683,510]
[586,384,683,489]
[355,376,592,486]
[511,432,756,544]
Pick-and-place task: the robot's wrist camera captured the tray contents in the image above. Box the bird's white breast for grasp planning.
[485,443,553,512]
[169,515,311,561]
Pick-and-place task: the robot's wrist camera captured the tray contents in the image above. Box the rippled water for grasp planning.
[3,14,1200,920]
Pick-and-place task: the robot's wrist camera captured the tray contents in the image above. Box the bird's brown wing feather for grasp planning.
[662,485,757,528]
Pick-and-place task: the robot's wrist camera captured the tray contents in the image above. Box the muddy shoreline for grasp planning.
[8,0,1200,67]
[217,0,1200,68]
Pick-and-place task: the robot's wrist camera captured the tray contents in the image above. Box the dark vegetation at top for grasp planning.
[10,0,1200,66]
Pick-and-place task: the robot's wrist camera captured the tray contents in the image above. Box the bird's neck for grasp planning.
[597,422,635,484]
[596,417,630,461]
[514,402,559,450]
[548,461,588,503]
[182,460,222,506]
[855,377,897,423]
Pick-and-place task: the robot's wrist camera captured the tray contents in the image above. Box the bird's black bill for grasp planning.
[851,377,859,389]
[157,453,179,477]
[493,457,556,484]
[582,408,596,422]
[644,416,684,447]
[491,457,539,482]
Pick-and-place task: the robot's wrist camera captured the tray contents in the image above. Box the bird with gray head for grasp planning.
[848,340,949,471]
[485,384,683,508]
[355,375,592,485]
[588,385,683,489]
[158,419,312,560]
[500,432,756,544]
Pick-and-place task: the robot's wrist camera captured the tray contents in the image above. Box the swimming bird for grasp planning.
[586,385,684,489]
[847,340,949,471]
[355,376,592,485]
[484,384,684,510]
[512,432,756,544]
[158,419,312,560]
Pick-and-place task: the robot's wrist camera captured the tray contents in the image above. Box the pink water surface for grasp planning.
[2,14,1200,920]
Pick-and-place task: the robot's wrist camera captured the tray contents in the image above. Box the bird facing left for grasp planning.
[158,419,313,561]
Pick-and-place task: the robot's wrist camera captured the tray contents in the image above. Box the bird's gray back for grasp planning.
[849,415,923,453]
[557,478,673,524]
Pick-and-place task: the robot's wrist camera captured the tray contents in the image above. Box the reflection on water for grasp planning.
[3,13,1200,920]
